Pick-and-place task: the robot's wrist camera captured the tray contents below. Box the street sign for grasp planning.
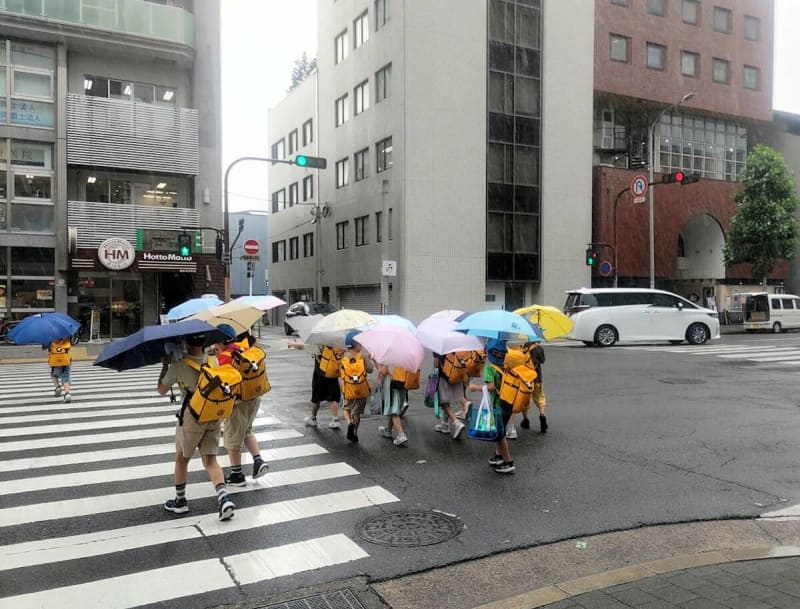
[599,260,614,277]
[243,239,260,256]
[241,255,260,261]
[382,260,397,277]
[631,174,648,204]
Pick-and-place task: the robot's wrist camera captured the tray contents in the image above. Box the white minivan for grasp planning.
[564,288,721,347]
[740,292,800,333]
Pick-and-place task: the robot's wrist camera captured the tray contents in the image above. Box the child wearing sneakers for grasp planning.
[521,341,548,433]
[157,335,235,521]
[47,337,72,403]
[288,341,343,430]
[339,331,374,443]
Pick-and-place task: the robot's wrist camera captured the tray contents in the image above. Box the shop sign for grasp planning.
[141,252,193,262]
[98,238,135,271]
[35,289,53,301]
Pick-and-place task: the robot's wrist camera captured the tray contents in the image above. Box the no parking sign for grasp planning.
[631,175,648,204]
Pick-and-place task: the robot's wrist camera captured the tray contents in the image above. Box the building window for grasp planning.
[681,51,699,77]
[355,215,369,246]
[303,175,314,201]
[288,129,298,155]
[375,63,391,103]
[354,11,369,49]
[376,136,392,173]
[647,0,665,17]
[713,58,730,84]
[1,42,56,129]
[288,182,299,206]
[375,0,390,29]
[289,236,299,260]
[744,15,760,41]
[354,80,369,115]
[336,221,349,250]
[743,65,760,90]
[646,43,666,70]
[388,207,393,241]
[270,138,285,163]
[713,6,732,33]
[609,34,629,63]
[682,0,700,25]
[302,119,313,146]
[336,157,349,188]
[610,0,628,5]
[375,211,383,242]
[303,232,314,257]
[271,191,279,214]
[334,30,349,64]
[84,76,176,107]
[270,188,286,213]
[354,148,369,181]
[335,94,348,127]
[271,240,286,263]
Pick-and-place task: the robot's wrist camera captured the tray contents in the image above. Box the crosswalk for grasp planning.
[613,341,800,367]
[0,359,399,608]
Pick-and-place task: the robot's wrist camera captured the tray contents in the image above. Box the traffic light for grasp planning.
[294,154,327,169]
[215,236,224,261]
[663,171,701,185]
[679,172,701,185]
[586,247,598,266]
[177,232,192,257]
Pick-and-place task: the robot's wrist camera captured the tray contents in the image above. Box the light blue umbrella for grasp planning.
[454,310,545,342]
[165,296,223,321]
[7,312,81,346]
[372,314,417,333]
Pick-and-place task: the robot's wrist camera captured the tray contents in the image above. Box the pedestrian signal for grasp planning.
[177,233,192,257]
[585,247,598,266]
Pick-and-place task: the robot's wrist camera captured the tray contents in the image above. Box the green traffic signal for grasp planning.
[294,154,327,169]
[177,233,192,257]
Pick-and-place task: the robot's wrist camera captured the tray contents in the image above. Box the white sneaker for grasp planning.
[505,425,517,439]
[393,432,408,446]
[304,417,318,427]
[378,425,393,438]
[328,418,341,429]
[63,393,72,404]
[434,422,451,434]
[452,421,466,439]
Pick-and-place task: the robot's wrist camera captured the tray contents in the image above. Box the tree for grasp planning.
[724,144,800,282]
[288,52,317,92]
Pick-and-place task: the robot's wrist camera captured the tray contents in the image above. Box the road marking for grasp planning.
[0,487,397,571]
[0,391,168,409]
[742,354,800,362]
[0,462,360,526]
[0,381,155,399]
[0,404,177,425]
[0,396,168,415]
[717,348,800,359]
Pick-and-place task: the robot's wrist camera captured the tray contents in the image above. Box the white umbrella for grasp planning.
[286,314,325,342]
[305,309,377,346]
[232,295,286,311]
[190,301,263,336]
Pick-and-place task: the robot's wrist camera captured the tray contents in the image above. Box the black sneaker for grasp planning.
[494,461,515,474]
[488,454,504,467]
[252,460,269,479]
[225,472,247,487]
[539,415,548,433]
[218,495,235,521]
[164,498,189,514]
[520,417,530,430]
[346,423,356,442]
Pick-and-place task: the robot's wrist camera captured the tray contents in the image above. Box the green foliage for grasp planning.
[288,52,317,92]
[724,145,800,279]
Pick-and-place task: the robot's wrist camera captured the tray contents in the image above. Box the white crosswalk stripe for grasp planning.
[0,362,399,608]
[615,341,800,368]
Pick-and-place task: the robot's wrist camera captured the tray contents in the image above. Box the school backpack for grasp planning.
[319,346,345,379]
[340,354,370,399]
[441,351,471,385]
[181,358,243,423]
[391,367,421,390]
[503,347,532,370]
[490,363,538,413]
[230,344,271,401]
[466,350,486,378]
[48,338,71,368]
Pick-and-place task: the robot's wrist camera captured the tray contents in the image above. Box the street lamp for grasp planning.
[648,91,696,289]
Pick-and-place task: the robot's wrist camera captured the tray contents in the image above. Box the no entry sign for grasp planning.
[243,239,260,256]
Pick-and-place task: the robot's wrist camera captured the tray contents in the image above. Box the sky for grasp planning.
[221,0,800,213]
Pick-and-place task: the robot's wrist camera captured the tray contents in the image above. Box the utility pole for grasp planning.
[380,180,390,313]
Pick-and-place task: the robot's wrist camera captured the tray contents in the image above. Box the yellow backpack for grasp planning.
[466,350,486,378]
[319,346,345,379]
[391,367,421,390]
[231,344,270,401]
[181,358,242,423]
[441,352,471,385]
[48,338,71,368]
[490,363,538,413]
[340,354,370,399]
[504,347,532,369]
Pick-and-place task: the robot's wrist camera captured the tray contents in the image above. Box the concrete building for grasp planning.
[0,0,223,337]
[229,210,269,298]
[268,0,594,321]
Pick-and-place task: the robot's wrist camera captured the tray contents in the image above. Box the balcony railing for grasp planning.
[68,200,199,249]
[67,93,199,175]
[0,0,194,47]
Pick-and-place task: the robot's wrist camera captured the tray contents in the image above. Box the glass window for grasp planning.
[513,146,538,186]
[288,129,298,154]
[610,0,628,5]
[354,11,369,49]
[376,136,392,172]
[647,0,665,16]
[85,76,109,98]
[86,176,110,202]
[133,83,154,104]
[515,5,540,49]
[11,141,51,169]
[489,0,513,44]
[13,71,51,97]
[646,43,666,70]
[10,246,53,275]
[0,173,6,203]
[302,119,313,146]
[289,236,299,260]
[781,298,795,310]
[10,43,54,70]
[11,278,55,309]
[288,182,298,206]
[713,58,730,83]
[355,215,368,246]
[515,76,539,117]
[354,148,368,181]
[610,34,629,62]
[489,71,513,114]
[335,94,348,127]
[375,211,383,242]
[388,207,393,240]
[110,80,133,100]
[155,86,176,105]
[376,63,391,103]
[303,175,314,201]
[334,30,349,64]
[354,80,369,115]
[681,51,699,77]
[271,240,286,263]
[303,232,314,257]
[714,7,732,33]
[9,99,54,128]
[336,221,349,250]
[336,157,349,188]
[743,65,760,90]
[271,191,280,214]
[744,15,760,41]
[10,203,53,231]
[653,293,681,307]
[13,173,51,199]
[375,0,389,29]
[682,0,699,24]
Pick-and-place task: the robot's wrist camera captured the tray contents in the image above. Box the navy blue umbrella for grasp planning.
[93,319,228,371]
[7,312,81,346]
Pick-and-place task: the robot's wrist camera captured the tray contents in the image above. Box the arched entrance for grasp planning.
[676,213,726,280]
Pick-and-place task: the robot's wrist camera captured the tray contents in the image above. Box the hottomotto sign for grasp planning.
[97,238,135,271]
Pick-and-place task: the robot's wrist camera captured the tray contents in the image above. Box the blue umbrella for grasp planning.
[454,310,545,342]
[165,296,224,321]
[8,312,81,346]
[93,319,228,371]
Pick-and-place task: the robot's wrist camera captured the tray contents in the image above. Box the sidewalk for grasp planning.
[372,517,800,609]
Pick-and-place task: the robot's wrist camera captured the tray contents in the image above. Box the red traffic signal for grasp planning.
[662,171,701,185]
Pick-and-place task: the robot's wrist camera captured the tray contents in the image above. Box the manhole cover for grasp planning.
[258,588,365,609]
[356,510,463,547]
[658,377,707,385]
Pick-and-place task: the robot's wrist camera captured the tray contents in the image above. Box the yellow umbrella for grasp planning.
[514,304,574,340]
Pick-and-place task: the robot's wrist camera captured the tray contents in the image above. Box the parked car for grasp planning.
[284,301,338,335]
[738,292,800,333]
[564,287,720,347]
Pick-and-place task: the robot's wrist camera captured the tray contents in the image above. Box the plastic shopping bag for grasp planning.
[468,386,499,442]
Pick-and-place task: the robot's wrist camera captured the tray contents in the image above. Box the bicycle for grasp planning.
[0,319,20,344]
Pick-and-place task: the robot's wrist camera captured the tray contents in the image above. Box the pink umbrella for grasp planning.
[352,326,425,371]
[416,317,484,354]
